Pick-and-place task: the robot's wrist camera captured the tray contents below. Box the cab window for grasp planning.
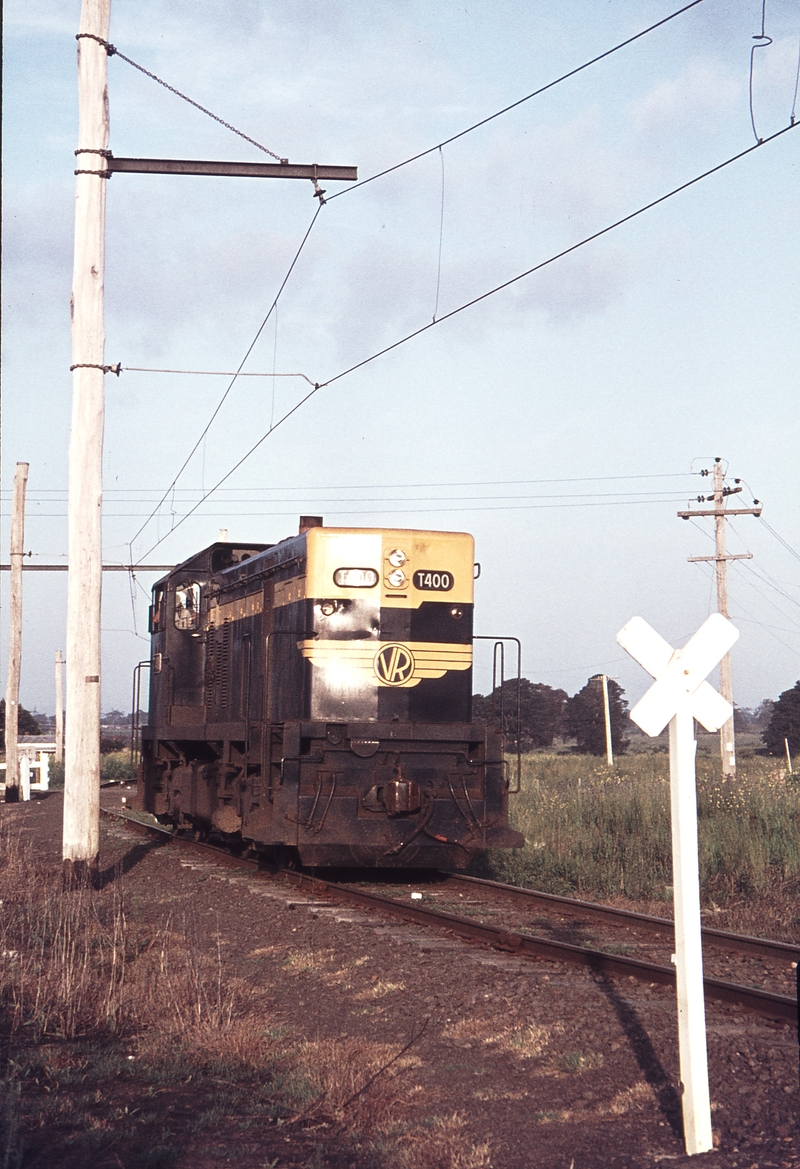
[149,585,165,633]
[174,582,201,631]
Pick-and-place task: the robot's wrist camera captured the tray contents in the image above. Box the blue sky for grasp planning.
[2,0,799,715]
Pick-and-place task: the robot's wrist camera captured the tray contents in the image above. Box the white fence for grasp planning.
[0,743,55,798]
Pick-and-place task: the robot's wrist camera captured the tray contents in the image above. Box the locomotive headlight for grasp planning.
[319,600,337,617]
[387,568,406,588]
[387,548,406,568]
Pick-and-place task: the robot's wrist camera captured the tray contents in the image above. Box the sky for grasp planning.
[2,0,799,718]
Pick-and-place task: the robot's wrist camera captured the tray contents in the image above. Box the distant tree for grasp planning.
[0,699,42,750]
[763,682,800,757]
[101,709,132,726]
[566,676,629,756]
[733,703,775,733]
[751,700,776,732]
[473,679,568,749]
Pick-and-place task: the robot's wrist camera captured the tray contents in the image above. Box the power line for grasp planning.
[691,559,799,655]
[735,560,800,614]
[134,121,798,559]
[759,517,800,563]
[1,472,698,497]
[10,497,695,521]
[326,0,707,203]
[9,489,696,508]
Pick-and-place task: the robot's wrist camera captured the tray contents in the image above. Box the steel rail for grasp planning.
[99,808,798,1025]
[442,872,800,964]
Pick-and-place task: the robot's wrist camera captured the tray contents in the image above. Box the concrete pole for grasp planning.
[601,674,614,767]
[63,0,110,883]
[669,704,713,1155]
[55,650,64,763]
[712,461,736,778]
[4,462,29,802]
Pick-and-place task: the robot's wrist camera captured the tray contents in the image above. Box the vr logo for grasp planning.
[374,643,415,686]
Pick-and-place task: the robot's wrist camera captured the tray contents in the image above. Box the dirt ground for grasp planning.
[1,789,797,1169]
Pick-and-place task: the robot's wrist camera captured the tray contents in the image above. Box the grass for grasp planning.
[46,750,137,790]
[477,749,800,936]
[0,826,490,1169]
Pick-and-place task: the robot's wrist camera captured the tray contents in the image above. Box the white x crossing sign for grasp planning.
[616,610,740,1156]
[616,613,739,738]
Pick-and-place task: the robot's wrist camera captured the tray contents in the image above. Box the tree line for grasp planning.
[2,681,799,758]
[472,677,800,758]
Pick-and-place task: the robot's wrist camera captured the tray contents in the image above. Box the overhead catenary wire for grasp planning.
[117,0,706,543]
[133,120,799,560]
[325,0,707,203]
[127,204,323,549]
[749,0,772,144]
[433,147,445,322]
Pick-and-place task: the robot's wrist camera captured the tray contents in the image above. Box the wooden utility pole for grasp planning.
[711,462,736,777]
[55,650,64,763]
[63,0,110,882]
[60,1,355,882]
[678,458,762,779]
[4,462,29,802]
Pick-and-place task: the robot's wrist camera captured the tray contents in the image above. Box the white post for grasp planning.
[785,738,793,775]
[39,752,50,791]
[63,0,111,883]
[617,613,738,1157]
[669,704,713,1154]
[601,674,614,767]
[20,754,31,802]
[4,461,29,803]
[55,650,64,763]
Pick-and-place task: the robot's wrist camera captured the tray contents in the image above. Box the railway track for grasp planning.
[100,804,799,1026]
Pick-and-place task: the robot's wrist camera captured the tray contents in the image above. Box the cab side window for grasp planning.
[174,582,201,631]
[149,585,165,633]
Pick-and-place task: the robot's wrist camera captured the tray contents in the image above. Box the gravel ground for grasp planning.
[2,789,797,1169]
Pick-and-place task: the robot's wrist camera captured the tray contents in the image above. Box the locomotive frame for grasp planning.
[135,518,524,868]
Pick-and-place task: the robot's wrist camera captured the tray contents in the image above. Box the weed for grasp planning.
[559,1051,604,1074]
[477,753,800,918]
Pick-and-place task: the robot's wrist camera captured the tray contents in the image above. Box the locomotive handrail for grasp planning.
[130,660,152,766]
[473,636,522,794]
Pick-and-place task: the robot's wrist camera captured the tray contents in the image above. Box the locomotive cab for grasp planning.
[137,522,524,868]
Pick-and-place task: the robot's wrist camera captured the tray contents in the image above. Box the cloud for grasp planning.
[630,59,741,134]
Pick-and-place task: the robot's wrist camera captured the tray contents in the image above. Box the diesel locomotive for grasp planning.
[136,518,524,868]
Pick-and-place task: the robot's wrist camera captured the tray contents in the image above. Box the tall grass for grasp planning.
[481,753,800,913]
[0,827,491,1168]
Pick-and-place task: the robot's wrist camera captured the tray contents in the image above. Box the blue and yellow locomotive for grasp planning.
[137,518,523,868]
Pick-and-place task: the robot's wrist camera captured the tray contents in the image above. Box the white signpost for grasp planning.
[616,612,739,1157]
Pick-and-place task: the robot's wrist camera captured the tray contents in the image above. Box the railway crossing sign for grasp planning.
[618,613,738,737]
[616,612,739,1157]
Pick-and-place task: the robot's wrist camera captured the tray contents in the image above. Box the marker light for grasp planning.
[387,569,406,588]
[387,549,407,567]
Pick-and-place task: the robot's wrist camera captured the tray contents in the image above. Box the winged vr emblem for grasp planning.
[374,643,415,685]
[297,639,471,688]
